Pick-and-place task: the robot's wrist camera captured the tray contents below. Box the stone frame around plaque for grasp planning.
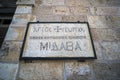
[19,22,97,61]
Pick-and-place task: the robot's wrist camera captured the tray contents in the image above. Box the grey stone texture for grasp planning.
[0,63,19,80]
[0,0,120,80]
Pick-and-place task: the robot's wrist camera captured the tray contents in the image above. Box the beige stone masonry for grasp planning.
[88,16,120,28]
[5,27,25,41]
[90,7,120,15]
[0,41,22,62]
[18,61,64,80]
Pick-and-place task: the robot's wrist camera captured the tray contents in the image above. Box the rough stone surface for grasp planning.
[42,0,65,6]
[36,15,62,21]
[70,7,90,15]
[62,15,87,22]
[100,41,120,60]
[53,6,70,15]
[92,62,120,80]
[88,16,120,28]
[90,7,120,15]
[33,6,52,15]
[64,62,91,80]
[0,63,19,80]
[5,27,25,41]
[15,6,32,14]
[16,0,35,6]
[91,28,120,41]
[0,41,22,62]
[11,14,31,26]
[18,61,64,80]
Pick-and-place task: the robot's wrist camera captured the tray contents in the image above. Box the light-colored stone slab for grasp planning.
[91,28,120,41]
[33,6,53,15]
[101,41,120,60]
[88,16,120,28]
[90,7,120,15]
[15,6,32,14]
[16,0,35,6]
[53,6,70,15]
[18,61,63,80]
[62,15,87,22]
[64,62,91,80]
[0,63,18,80]
[22,23,95,58]
[5,27,25,41]
[42,0,65,6]
[0,41,22,62]
[70,7,89,15]
[36,15,62,22]
[11,14,31,26]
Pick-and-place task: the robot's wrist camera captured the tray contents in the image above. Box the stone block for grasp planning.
[100,41,120,60]
[93,42,103,60]
[91,28,120,41]
[16,0,35,6]
[11,14,31,26]
[53,6,70,15]
[0,41,22,62]
[64,62,91,80]
[36,15,62,22]
[5,27,25,41]
[69,7,89,15]
[88,16,120,28]
[92,62,120,80]
[65,0,91,7]
[62,15,87,22]
[15,6,32,14]
[18,61,64,80]
[42,0,64,6]
[65,0,106,7]
[90,7,120,15]
[33,6,52,15]
[106,0,120,6]
[30,15,36,22]
[0,63,19,80]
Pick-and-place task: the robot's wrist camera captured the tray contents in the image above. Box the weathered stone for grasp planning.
[30,15,36,22]
[106,0,120,6]
[90,7,120,15]
[5,27,25,41]
[33,6,52,15]
[65,0,106,7]
[18,61,63,80]
[42,0,64,6]
[88,16,120,28]
[93,42,103,60]
[0,41,22,62]
[16,0,35,6]
[92,62,120,80]
[36,15,62,21]
[64,62,91,80]
[69,7,89,15]
[62,15,87,22]
[100,41,120,60]
[53,6,70,15]
[11,14,31,26]
[0,63,19,80]
[91,28,120,41]
[15,6,32,14]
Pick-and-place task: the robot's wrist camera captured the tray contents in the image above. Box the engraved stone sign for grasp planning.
[20,22,96,60]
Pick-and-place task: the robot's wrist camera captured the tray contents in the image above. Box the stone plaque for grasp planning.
[20,22,96,60]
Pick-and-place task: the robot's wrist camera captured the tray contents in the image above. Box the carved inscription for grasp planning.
[22,23,95,58]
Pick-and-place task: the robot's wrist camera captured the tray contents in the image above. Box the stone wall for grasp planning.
[0,0,120,80]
